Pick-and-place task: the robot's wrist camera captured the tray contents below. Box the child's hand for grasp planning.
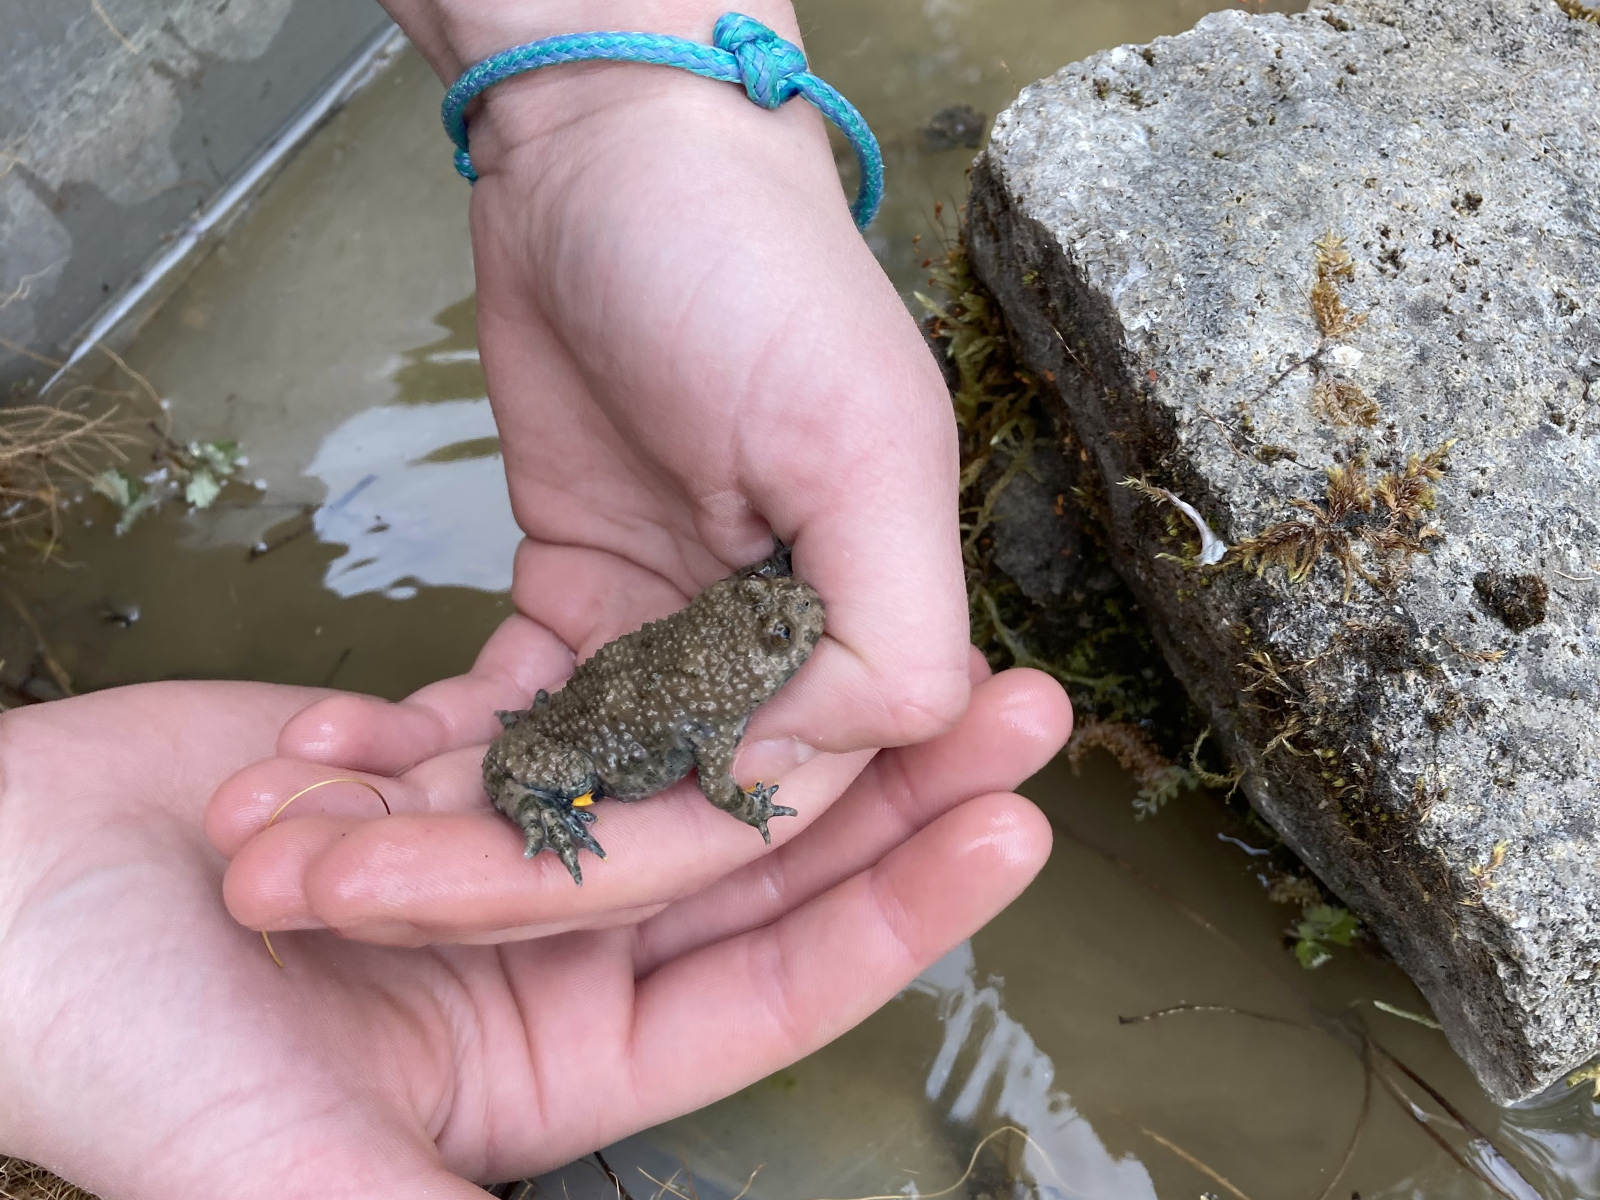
[0,674,1061,1197]
[374,0,973,779]
[206,615,1066,943]
[232,0,1000,931]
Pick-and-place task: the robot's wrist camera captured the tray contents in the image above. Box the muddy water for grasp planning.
[5,1,1597,1196]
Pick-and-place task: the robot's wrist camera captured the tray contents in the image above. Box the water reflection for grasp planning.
[308,393,519,598]
[912,944,1157,1199]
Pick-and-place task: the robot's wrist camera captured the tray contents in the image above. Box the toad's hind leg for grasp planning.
[689,726,796,843]
[513,791,605,886]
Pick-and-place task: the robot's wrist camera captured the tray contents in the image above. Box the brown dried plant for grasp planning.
[1309,231,1366,339]
[1067,718,1174,792]
[1310,374,1379,427]
[1238,649,1318,756]
[1233,443,1453,601]
[0,1157,97,1200]
[0,402,140,542]
[1556,0,1599,22]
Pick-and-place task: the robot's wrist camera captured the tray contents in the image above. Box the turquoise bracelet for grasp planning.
[440,12,884,230]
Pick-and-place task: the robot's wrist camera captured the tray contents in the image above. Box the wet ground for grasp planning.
[4,1,1597,1196]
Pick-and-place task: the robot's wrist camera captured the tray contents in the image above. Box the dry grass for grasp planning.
[0,402,140,542]
[0,344,167,551]
[0,1158,95,1200]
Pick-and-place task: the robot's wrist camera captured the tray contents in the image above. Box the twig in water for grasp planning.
[1369,999,1443,1031]
[3,593,74,696]
[637,1169,691,1200]
[805,1125,1058,1200]
[1062,826,1543,1196]
[320,647,353,688]
[592,1151,634,1200]
[249,506,317,560]
[726,1166,761,1200]
[1311,1040,1374,1200]
[1117,1003,1306,1030]
[1139,1126,1254,1200]
[1367,1039,1540,1198]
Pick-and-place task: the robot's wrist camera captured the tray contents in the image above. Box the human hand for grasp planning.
[351,0,970,780]
[0,670,1062,1197]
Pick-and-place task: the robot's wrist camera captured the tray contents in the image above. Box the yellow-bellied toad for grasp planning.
[482,546,824,883]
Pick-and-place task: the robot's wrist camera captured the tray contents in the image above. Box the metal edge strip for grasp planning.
[41,21,409,395]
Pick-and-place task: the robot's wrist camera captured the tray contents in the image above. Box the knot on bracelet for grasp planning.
[440,13,884,228]
[713,14,808,109]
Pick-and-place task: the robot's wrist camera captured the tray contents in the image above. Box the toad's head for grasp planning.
[738,573,825,679]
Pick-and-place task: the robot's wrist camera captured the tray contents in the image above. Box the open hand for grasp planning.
[0,666,1064,1198]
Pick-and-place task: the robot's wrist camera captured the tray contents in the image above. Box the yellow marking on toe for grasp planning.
[571,793,595,808]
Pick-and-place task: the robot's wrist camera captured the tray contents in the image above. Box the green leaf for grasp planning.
[184,468,222,509]
[91,468,133,508]
[190,439,241,477]
[114,489,159,536]
[1295,939,1333,970]
[1304,904,1360,946]
[1293,903,1361,970]
[1371,1000,1442,1030]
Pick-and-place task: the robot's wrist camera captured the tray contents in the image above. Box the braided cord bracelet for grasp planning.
[441,12,884,230]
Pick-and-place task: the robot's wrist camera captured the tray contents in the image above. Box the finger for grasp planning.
[277,612,573,773]
[220,747,872,940]
[615,794,1051,1139]
[724,262,972,757]
[637,668,1070,971]
[205,746,489,857]
[224,813,672,940]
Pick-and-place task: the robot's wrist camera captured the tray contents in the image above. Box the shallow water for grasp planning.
[4,1,1597,1196]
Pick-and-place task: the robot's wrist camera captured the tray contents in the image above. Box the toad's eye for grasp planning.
[768,623,791,646]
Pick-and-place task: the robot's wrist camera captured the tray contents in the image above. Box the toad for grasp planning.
[483,545,824,883]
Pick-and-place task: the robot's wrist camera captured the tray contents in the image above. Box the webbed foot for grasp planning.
[732,781,797,844]
[517,793,606,885]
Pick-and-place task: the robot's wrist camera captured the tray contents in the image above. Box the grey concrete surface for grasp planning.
[968,0,1600,1101]
[0,0,390,390]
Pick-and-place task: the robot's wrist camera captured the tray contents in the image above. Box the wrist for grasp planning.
[380,1,802,80]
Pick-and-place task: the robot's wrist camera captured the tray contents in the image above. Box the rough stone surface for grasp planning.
[968,0,1600,1101]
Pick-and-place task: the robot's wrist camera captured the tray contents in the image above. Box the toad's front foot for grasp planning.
[732,781,797,844]
[517,794,605,886]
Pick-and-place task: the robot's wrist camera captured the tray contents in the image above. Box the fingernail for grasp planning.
[735,737,818,784]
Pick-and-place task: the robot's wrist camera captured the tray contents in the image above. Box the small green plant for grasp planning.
[91,438,245,535]
[1293,903,1361,969]
[919,226,1183,727]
